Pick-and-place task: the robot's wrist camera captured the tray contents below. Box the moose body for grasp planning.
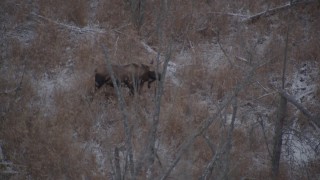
[94,63,161,95]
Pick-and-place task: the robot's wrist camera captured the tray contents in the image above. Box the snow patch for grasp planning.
[166,61,181,86]
[33,65,76,116]
[225,113,241,126]
[283,128,317,164]
[290,62,318,103]
[283,61,319,164]
[82,141,107,176]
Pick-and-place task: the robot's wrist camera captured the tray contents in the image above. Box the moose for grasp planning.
[94,63,161,95]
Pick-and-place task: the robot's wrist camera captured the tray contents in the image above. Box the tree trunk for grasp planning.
[271,26,289,180]
[271,95,287,179]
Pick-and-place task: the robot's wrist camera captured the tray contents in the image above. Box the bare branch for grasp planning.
[244,0,317,23]
[114,36,120,57]
[101,45,135,179]
[256,81,270,93]
[257,114,272,158]
[114,147,121,180]
[207,12,249,18]
[31,12,106,34]
[235,56,250,63]
[160,62,257,180]
[278,89,320,129]
[141,42,157,55]
[202,134,216,154]
[221,97,238,179]
[199,150,220,180]
[134,41,172,179]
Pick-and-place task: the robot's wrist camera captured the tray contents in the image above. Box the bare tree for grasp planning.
[271,26,289,179]
[134,1,171,178]
[102,45,135,179]
[277,89,320,129]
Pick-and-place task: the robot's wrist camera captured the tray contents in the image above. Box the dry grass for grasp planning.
[211,64,244,100]
[38,0,88,27]
[95,0,128,28]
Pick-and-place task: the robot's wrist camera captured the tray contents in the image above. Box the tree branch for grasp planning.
[257,114,272,158]
[31,12,106,34]
[278,89,320,129]
[244,0,317,23]
[160,62,257,180]
[222,97,238,179]
[102,45,135,179]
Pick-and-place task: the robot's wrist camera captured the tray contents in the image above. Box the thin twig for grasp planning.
[207,12,249,18]
[252,91,277,102]
[114,36,119,57]
[257,115,272,158]
[235,56,249,63]
[256,80,270,93]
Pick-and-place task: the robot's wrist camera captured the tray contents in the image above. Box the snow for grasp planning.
[79,140,107,176]
[33,65,76,117]
[282,61,319,164]
[166,61,181,86]
[290,62,318,103]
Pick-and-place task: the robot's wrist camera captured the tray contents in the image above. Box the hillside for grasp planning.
[1,0,320,179]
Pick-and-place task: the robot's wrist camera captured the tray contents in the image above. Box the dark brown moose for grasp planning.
[94,63,161,95]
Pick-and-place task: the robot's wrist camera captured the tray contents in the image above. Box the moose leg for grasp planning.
[130,78,141,95]
[134,78,142,94]
[139,79,145,94]
[124,81,135,95]
[148,79,156,88]
[129,84,135,95]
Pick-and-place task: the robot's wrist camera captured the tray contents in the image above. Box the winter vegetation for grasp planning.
[1,0,319,179]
